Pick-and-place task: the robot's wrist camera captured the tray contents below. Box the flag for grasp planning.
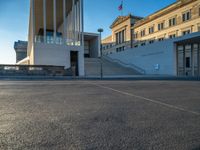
[118,3,123,11]
[118,0,123,11]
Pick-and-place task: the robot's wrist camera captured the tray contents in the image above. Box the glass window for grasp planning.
[182,30,190,35]
[158,22,164,31]
[182,11,191,22]
[169,18,176,27]
[169,34,176,39]
[141,29,145,37]
[149,26,154,34]
[149,40,154,44]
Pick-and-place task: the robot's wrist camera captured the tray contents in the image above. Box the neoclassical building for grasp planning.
[103,0,200,77]
[133,0,200,45]
[103,0,200,54]
[102,14,143,54]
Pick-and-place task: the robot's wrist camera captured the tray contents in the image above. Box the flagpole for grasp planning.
[121,0,123,16]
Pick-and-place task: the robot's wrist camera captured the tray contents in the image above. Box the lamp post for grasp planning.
[97,28,104,79]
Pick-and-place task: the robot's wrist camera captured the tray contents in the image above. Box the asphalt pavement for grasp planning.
[0,80,200,150]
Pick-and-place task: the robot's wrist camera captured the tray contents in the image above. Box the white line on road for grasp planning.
[93,84,200,116]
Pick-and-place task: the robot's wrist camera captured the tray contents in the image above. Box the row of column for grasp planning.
[177,43,200,76]
[31,0,84,46]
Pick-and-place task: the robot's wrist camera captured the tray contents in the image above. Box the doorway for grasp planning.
[70,51,79,76]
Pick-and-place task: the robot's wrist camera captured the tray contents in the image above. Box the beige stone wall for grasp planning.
[102,35,113,44]
[111,18,132,42]
[133,0,200,41]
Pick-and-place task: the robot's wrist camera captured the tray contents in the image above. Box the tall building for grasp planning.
[14,41,28,63]
[18,0,85,76]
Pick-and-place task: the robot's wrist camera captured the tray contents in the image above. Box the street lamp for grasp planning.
[97,28,104,79]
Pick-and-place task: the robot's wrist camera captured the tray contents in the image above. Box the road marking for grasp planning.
[94,84,200,116]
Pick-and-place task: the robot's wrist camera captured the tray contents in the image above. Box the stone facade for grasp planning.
[102,0,200,54]
[102,14,143,54]
[133,0,200,43]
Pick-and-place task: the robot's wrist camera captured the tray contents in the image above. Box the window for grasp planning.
[116,33,119,44]
[141,29,145,37]
[134,33,138,39]
[158,22,164,31]
[169,18,176,27]
[149,26,154,34]
[186,57,190,68]
[182,11,191,22]
[199,7,200,16]
[119,32,122,44]
[169,34,176,39]
[182,30,190,35]
[141,42,146,46]
[149,40,154,44]
[158,38,164,41]
[116,30,125,44]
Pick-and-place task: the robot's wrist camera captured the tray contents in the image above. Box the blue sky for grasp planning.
[0,0,176,64]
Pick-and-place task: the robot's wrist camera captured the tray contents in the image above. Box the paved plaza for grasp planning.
[0,80,200,150]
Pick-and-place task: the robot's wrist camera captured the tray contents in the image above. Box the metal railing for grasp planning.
[35,35,81,46]
[103,56,146,74]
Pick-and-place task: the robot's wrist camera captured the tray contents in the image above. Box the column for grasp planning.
[31,0,35,44]
[78,0,81,45]
[198,43,200,77]
[74,1,77,45]
[183,44,185,75]
[176,44,178,76]
[43,0,46,43]
[81,0,84,46]
[191,44,194,76]
[63,0,66,44]
[72,0,75,45]
[53,0,57,43]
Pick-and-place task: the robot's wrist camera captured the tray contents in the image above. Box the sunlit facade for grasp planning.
[19,0,85,76]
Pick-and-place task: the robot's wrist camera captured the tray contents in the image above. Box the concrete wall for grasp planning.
[108,39,177,75]
[107,32,200,76]
[90,37,100,58]
[33,43,85,76]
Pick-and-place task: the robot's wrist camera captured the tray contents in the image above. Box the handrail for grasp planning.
[103,56,146,74]
[104,41,131,49]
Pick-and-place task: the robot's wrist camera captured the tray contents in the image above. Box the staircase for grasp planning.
[84,58,141,77]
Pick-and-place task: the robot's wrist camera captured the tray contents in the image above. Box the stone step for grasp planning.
[84,58,140,76]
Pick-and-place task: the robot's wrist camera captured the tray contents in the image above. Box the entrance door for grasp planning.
[185,45,192,76]
[70,51,79,76]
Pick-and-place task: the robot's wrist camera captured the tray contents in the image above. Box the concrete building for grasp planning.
[14,41,28,63]
[15,32,100,64]
[18,0,85,76]
[84,32,100,58]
